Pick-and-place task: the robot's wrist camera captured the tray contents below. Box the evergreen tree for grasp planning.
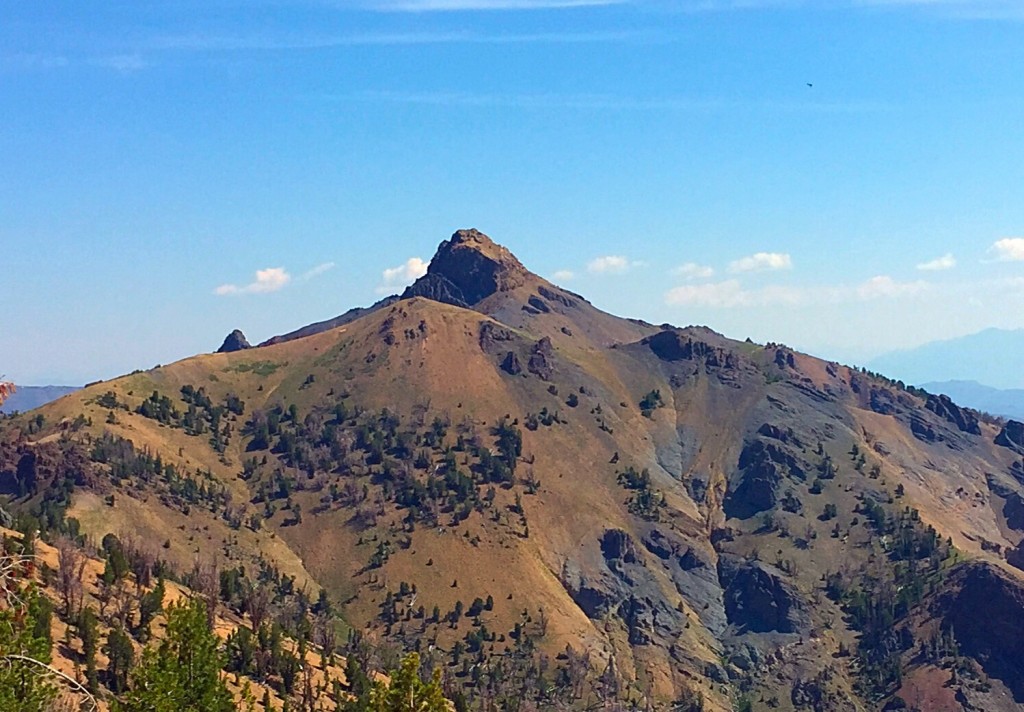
[116,596,234,712]
[104,626,134,694]
[367,653,447,712]
[0,585,58,711]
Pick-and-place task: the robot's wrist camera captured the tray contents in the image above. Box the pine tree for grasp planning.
[115,596,234,712]
[367,653,447,712]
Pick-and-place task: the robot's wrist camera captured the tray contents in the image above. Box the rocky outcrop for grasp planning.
[403,229,528,308]
[561,530,689,645]
[500,352,522,376]
[774,348,797,369]
[402,273,470,307]
[724,440,805,519]
[527,337,554,380]
[936,563,1024,701]
[526,296,550,314]
[910,416,939,443]
[478,321,514,353]
[996,420,1024,454]
[756,423,802,447]
[718,555,809,634]
[601,528,644,565]
[644,331,736,371]
[217,329,252,353]
[537,285,577,309]
[925,394,981,435]
[869,387,898,416]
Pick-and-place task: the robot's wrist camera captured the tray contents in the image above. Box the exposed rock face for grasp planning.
[725,439,805,519]
[869,387,898,416]
[527,337,554,380]
[403,229,528,307]
[910,416,938,443]
[757,423,802,448]
[500,352,522,376]
[774,348,797,369]
[937,563,1024,701]
[526,295,550,314]
[561,529,689,645]
[537,285,577,308]
[718,555,809,634]
[601,528,644,564]
[644,331,734,370]
[217,329,252,353]
[925,394,981,435]
[402,273,470,307]
[478,321,514,353]
[996,420,1024,454]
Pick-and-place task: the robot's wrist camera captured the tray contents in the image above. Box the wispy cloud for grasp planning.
[990,237,1024,262]
[671,262,714,280]
[855,275,928,300]
[370,0,626,10]
[326,89,886,114]
[665,280,804,308]
[853,0,1024,21]
[551,269,575,281]
[587,255,644,274]
[89,54,147,72]
[916,253,956,271]
[728,252,793,274]
[152,30,640,52]
[377,257,428,293]
[664,274,929,308]
[301,262,336,280]
[1,53,69,70]
[215,267,291,296]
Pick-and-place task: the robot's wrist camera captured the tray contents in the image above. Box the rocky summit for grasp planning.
[217,328,252,353]
[4,229,1024,712]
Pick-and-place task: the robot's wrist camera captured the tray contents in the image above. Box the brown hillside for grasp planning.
[4,229,1024,711]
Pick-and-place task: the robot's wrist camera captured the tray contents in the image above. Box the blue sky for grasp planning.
[3,0,1024,385]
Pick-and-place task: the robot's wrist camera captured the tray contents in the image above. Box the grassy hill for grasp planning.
[4,229,1024,711]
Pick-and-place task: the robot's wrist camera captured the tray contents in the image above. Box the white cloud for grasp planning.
[551,269,575,281]
[587,255,643,274]
[916,253,956,271]
[664,275,931,309]
[214,267,291,296]
[301,262,336,280]
[990,237,1024,262]
[728,252,793,273]
[664,280,804,308]
[855,275,929,300]
[671,262,715,280]
[377,257,428,293]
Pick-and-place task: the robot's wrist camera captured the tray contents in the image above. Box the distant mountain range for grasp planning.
[867,327,1024,390]
[0,385,80,414]
[921,380,1024,421]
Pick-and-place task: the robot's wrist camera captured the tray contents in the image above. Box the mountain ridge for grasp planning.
[4,229,1024,711]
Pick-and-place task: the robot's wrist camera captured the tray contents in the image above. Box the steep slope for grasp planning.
[4,229,1024,711]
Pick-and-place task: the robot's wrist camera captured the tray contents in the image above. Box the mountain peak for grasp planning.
[217,328,252,353]
[403,228,529,307]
